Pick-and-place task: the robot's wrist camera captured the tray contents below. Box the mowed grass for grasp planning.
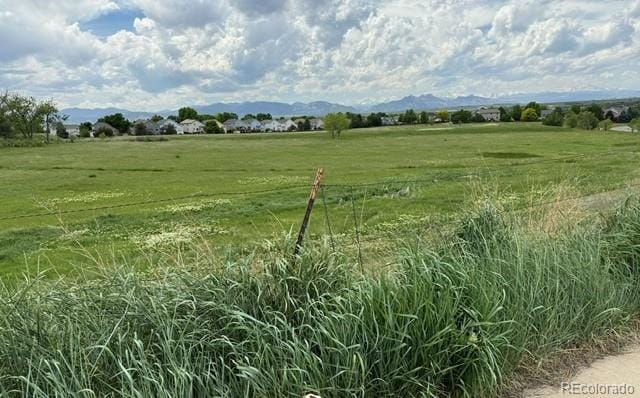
[1,122,640,276]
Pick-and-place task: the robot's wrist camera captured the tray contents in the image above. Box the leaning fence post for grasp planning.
[293,168,325,258]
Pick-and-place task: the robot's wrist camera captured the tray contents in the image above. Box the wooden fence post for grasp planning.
[293,168,324,258]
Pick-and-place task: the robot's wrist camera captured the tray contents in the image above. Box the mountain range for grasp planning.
[62,89,640,124]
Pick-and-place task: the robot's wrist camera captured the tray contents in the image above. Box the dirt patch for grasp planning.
[612,126,633,133]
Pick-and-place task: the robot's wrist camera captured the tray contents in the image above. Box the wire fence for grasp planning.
[2,169,640,268]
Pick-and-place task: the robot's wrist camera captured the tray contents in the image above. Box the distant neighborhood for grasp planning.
[56,101,640,138]
[2,90,640,143]
[67,110,327,138]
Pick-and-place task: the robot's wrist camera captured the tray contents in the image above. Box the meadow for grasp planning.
[1,122,640,276]
[3,122,640,396]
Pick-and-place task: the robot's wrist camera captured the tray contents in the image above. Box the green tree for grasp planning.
[134,122,150,136]
[38,100,64,144]
[570,104,582,114]
[346,112,365,128]
[6,93,44,139]
[564,112,578,128]
[324,113,350,139]
[242,114,256,120]
[524,101,541,117]
[79,123,91,138]
[55,122,68,138]
[151,115,164,122]
[98,113,130,135]
[0,92,12,138]
[576,111,599,130]
[215,112,238,123]
[511,104,522,121]
[585,104,604,121]
[451,109,473,124]
[204,120,225,134]
[178,107,198,122]
[419,111,429,124]
[499,107,511,122]
[436,110,450,122]
[520,108,538,122]
[402,109,418,124]
[470,113,485,123]
[161,124,177,135]
[367,113,383,127]
[542,107,565,126]
[299,118,311,131]
[256,113,272,121]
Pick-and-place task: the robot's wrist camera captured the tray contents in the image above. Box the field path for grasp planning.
[526,346,640,397]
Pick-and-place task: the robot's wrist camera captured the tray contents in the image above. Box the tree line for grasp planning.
[541,103,640,131]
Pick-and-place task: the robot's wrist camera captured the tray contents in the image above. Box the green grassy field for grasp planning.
[1,122,640,276]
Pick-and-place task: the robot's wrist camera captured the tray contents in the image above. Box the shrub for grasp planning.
[564,111,578,128]
[542,109,564,126]
[0,138,45,148]
[576,111,599,130]
[603,198,640,279]
[78,125,91,138]
[160,124,177,135]
[598,119,613,131]
[470,113,486,123]
[95,127,114,137]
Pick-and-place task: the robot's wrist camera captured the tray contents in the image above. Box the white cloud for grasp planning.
[0,0,639,110]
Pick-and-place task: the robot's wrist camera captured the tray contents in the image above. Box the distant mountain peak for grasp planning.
[61,90,640,124]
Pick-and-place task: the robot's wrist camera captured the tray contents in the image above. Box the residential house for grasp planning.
[476,108,500,122]
[145,120,161,135]
[281,119,297,131]
[131,119,157,135]
[62,124,80,137]
[223,119,243,133]
[180,119,205,134]
[158,119,184,135]
[381,116,398,126]
[261,119,279,132]
[245,119,263,132]
[605,105,628,120]
[309,118,324,130]
[92,122,119,137]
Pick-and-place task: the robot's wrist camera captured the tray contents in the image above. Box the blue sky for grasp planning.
[79,8,144,37]
[0,0,639,110]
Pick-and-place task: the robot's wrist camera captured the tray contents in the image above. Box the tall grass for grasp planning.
[1,199,640,397]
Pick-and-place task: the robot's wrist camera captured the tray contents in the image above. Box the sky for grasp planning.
[0,0,639,110]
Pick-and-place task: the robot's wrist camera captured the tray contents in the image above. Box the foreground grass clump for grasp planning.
[2,201,640,397]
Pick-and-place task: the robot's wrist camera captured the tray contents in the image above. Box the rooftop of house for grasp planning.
[93,122,117,129]
[180,119,202,124]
